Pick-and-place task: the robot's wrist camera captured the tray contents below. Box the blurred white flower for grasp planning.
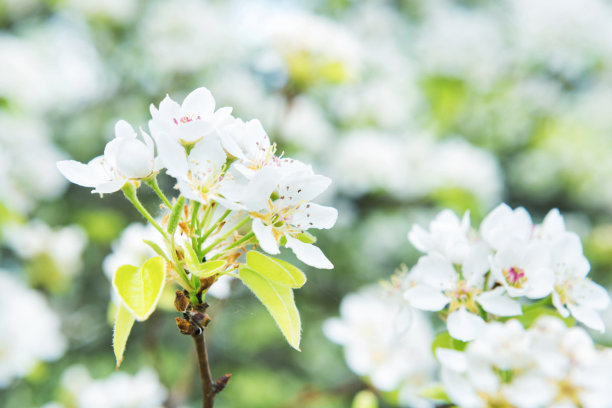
[57,365,167,408]
[0,271,66,387]
[439,317,612,408]
[3,220,87,279]
[57,120,159,194]
[0,113,68,212]
[324,284,435,406]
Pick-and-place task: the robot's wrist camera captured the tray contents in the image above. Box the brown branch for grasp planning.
[192,330,216,408]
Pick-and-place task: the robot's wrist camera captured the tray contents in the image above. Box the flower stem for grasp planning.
[192,330,216,408]
[122,184,167,238]
[145,176,173,209]
[201,216,250,256]
[209,232,255,261]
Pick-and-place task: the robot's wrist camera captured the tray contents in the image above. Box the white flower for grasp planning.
[221,118,278,177]
[0,271,66,388]
[245,166,338,269]
[405,250,521,341]
[324,285,435,402]
[550,232,610,331]
[408,209,471,264]
[480,203,533,251]
[58,365,167,408]
[57,120,158,194]
[490,239,555,299]
[149,87,233,179]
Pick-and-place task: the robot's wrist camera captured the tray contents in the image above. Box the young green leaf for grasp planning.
[246,251,306,288]
[431,331,467,354]
[352,390,379,408]
[167,195,185,234]
[142,239,170,262]
[196,260,227,278]
[112,257,166,321]
[239,266,301,350]
[113,303,135,369]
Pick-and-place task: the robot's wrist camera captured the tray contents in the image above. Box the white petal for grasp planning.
[436,348,468,372]
[407,225,431,253]
[189,136,227,171]
[241,166,279,211]
[115,139,154,179]
[57,159,106,187]
[567,304,605,332]
[463,242,491,284]
[182,87,215,115]
[278,173,331,205]
[152,131,188,179]
[573,280,610,310]
[92,179,125,194]
[440,368,481,408]
[524,266,555,299]
[285,235,333,269]
[447,308,485,341]
[412,253,457,291]
[156,94,181,120]
[291,203,338,230]
[322,318,351,344]
[476,288,522,316]
[404,284,450,311]
[114,119,137,139]
[252,218,279,255]
[552,291,570,318]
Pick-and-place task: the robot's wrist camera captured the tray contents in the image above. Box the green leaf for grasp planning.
[418,384,450,403]
[112,257,166,321]
[142,239,170,262]
[113,303,135,368]
[296,231,317,244]
[196,260,226,278]
[508,306,575,328]
[246,251,306,288]
[239,266,301,350]
[167,196,186,234]
[431,331,467,354]
[352,390,378,408]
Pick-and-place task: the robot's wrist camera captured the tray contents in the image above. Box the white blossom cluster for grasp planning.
[57,86,338,269]
[404,204,610,341]
[438,316,612,408]
[0,271,66,387]
[43,365,167,408]
[323,284,436,408]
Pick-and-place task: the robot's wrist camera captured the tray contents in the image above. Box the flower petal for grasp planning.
[182,87,215,115]
[151,130,188,179]
[412,253,457,291]
[404,284,450,311]
[285,235,333,269]
[252,218,280,255]
[92,179,125,194]
[57,158,106,187]
[291,203,338,230]
[567,304,605,332]
[476,288,522,316]
[447,307,485,341]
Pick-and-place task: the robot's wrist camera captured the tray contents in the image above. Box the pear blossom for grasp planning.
[408,209,471,264]
[480,203,533,251]
[245,165,337,269]
[57,120,159,194]
[148,87,233,179]
[324,285,435,406]
[405,250,521,341]
[549,232,610,331]
[438,317,612,408]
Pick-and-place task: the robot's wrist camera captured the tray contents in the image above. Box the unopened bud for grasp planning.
[199,275,217,292]
[174,290,191,312]
[214,373,232,393]
[175,317,198,335]
[191,312,211,327]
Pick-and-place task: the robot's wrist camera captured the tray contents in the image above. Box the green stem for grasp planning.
[202,216,250,256]
[209,232,255,261]
[122,184,167,238]
[199,209,232,248]
[145,176,172,209]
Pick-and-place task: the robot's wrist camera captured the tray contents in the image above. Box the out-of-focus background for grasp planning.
[2,0,612,407]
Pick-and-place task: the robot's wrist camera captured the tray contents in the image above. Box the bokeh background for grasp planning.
[2,0,612,407]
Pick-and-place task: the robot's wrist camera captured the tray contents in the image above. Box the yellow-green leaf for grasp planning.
[239,266,301,350]
[196,260,227,278]
[113,303,135,368]
[352,390,379,408]
[112,257,166,321]
[246,251,306,288]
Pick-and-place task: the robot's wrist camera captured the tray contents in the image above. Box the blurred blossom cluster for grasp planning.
[439,317,612,407]
[2,0,612,406]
